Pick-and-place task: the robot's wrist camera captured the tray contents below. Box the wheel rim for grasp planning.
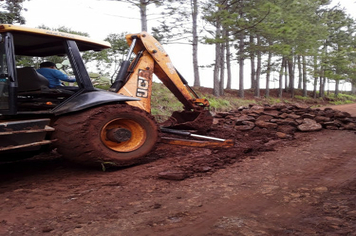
[100,118,147,152]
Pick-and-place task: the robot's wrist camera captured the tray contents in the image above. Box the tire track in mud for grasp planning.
[277,131,356,189]
[132,130,356,236]
[1,104,356,236]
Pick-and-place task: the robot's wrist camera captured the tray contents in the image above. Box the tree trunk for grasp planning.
[219,37,225,96]
[319,61,326,98]
[254,35,261,97]
[213,22,222,96]
[250,35,256,90]
[335,80,339,97]
[224,29,231,90]
[298,55,302,89]
[313,77,318,98]
[293,55,297,89]
[278,57,285,98]
[265,50,272,98]
[238,30,245,98]
[313,56,318,98]
[238,1,244,98]
[319,77,322,97]
[319,76,326,98]
[319,43,327,98]
[334,44,340,97]
[191,0,200,87]
[284,60,288,92]
[139,0,148,31]
[225,36,232,89]
[288,58,295,98]
[352,83,356,95]
[323,77,326,97]
[302,55,307,97]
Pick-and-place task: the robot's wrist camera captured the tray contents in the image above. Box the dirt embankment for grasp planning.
[0,103,355,236]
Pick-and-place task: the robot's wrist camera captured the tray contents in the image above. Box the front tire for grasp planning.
[52,104,159,167]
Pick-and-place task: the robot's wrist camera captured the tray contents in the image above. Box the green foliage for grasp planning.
[150,83,259,116]
[101,162,118,171]
[151,82,183,117]
[204,96,233,112]
[89,73,111,89]
[151,83,356,120]
[0,0,27,24]
[337,93,356,100]
[294,95,314,102]
[88,32,129,79]
[13,0,356,98]
[37,25,89,37]
[329,100,354,105]
[265,97,282,104]
[326,93,356,105]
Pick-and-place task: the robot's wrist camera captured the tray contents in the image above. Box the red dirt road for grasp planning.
[0,104,356,235]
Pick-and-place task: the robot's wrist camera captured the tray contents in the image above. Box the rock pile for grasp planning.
[213,104,356,138]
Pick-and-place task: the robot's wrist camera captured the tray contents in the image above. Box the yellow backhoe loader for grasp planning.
[0,24,231,167]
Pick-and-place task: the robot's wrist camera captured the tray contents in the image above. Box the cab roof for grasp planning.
[0,24,111,57]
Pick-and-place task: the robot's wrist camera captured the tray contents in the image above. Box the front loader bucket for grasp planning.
[160,110,213,132]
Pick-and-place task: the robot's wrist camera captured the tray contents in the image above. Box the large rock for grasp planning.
[334,111,351,118]
[158,170,188,181]
[256,115,273,122]
[277,125,297,134]
[232,115,256,124]
[287,113,301,119]
[212,104,356,138]
[249,105,265,114]
[255,120,278,129]
[314,116,331,123]
[297,118,322,132]
[235,121,255,130]
[262,109,280,117]
[343,122,356,130]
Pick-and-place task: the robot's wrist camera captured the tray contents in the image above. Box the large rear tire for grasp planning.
[52,104,159,167]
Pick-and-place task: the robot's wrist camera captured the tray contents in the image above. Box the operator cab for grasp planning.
[0,24,111,116]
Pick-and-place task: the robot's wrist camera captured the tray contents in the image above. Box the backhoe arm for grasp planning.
[110,32,212,131]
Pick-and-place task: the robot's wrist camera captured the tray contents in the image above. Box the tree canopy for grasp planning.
[10,0,356,97]
[0,0,27,24]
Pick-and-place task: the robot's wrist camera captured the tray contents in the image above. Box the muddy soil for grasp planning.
[0,104,356,236]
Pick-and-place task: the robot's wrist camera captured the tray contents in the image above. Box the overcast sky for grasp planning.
[22,0,157,40]
[21,0,356,89]
[21,0,356,39]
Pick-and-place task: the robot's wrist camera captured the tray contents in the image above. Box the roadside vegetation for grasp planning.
[150,82,356,117]
[3,0,356,118]
[74,77,356,117]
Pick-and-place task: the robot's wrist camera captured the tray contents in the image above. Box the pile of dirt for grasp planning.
[214,103,356,136]
[157,103,356,180]
[0,104,355,236]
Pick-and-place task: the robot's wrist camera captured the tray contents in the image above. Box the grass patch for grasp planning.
[151,83,183,117]
[265,97,283,104]
[95,81,356,116]
[329,100,355,105]
[151,83,262,115]
[335,93,356,101]
[325,93,356,105]
[204,96,233,112]
[294,95,312,101]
